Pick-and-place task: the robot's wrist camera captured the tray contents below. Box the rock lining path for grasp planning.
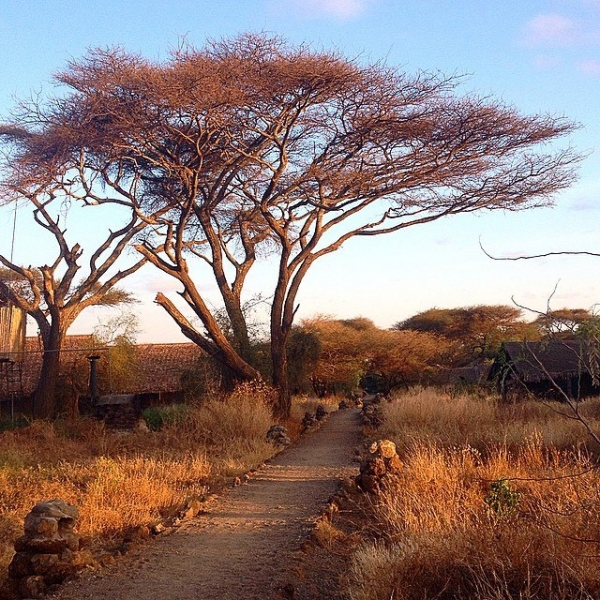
[53,408,360,600]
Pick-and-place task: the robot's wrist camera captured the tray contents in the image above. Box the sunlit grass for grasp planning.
[0,389,315,583]
[346,388,600,600]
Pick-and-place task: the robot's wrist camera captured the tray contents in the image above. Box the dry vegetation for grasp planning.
[0,388,316,585]
[346,388,600,600]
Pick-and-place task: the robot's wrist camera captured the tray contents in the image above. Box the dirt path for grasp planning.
[53,408,361,600]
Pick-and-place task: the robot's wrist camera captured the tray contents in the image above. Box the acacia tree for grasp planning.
[302,316,445,394]
[367,329,446,393]
[0,34,580,416]
[395,305,535,365]
[0,194,146,418]
[301,317,377,394]
[534,308,597,338]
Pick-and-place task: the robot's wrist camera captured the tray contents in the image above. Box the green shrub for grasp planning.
[142,404,188,431]
[484,478,521,521]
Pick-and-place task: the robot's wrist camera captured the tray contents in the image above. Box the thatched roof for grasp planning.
[438,359,492,385]
[493,341,591,383]
[112,343,204,394]
[0,337,205,398]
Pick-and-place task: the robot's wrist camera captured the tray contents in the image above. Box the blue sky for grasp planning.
[1,0,599,342]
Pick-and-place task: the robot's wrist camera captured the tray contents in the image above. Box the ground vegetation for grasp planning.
[345,387,600,600]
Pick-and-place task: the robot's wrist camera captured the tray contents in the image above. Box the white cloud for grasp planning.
[521,12,600,48]
[566,181,600,211]
[274,0,373,21]
[521,13,579,47]
[579,59,600,75]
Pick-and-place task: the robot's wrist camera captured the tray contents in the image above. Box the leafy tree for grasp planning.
[92,307,141,396]
[395,305,534,365]
[302,316,446,395]
[0,34,580,415]
[0,200,145,418]
[535,308,597,338]
[302,317,376,395]
[366,329,446,393]
[286,327,322,394]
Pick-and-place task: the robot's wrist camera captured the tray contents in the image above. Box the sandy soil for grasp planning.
[52,408,361,600]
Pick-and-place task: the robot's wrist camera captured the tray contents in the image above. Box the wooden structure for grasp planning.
[488,341,600,401]
[0,297,26,359]
[0,297,26,418]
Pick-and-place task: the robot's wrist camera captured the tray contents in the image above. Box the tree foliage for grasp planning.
[395,305,535,365]
[300,316,447,395]
[535,307,597,338]
[0,34,580,415]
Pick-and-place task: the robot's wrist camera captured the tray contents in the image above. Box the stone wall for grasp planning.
[93,394,142,429]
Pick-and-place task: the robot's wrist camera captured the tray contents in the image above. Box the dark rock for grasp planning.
[23,515,59,537]
[7,553,33,579]
[18,575,45,600]
[7,499,89,598]
[266,425,290,445]
[30,553,59,575]
[31,500,78,522]
[387,454,403,473]
[0,577,20,600]
[356,439,404,494]
[315,404,327,420]
[301,412,317,432]
[19,536,69,554]
[356,474,379,493]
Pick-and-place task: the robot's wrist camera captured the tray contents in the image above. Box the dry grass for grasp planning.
[379,386,600,456]
[346,388,600,600]
[0,389,305,583]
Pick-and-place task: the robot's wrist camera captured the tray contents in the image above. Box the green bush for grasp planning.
[484,478,521,520]
[142,404,188,431]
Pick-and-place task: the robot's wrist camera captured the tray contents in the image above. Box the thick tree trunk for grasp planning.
[33,322,63,419]
[228,307,255,366]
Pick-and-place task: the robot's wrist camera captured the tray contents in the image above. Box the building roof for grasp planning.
[114,343,205,394]
[491,341,594,383]
[0,337,205,399]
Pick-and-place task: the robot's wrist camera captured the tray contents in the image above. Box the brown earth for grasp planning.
[52,408,362,600]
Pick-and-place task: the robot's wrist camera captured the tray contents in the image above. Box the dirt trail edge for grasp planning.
[53,408,361,600]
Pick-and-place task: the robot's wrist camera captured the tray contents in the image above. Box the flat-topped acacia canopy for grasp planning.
[0,34,580,415]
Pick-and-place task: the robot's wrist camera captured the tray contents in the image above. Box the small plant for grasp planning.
[142,404,188,431]
[484,478,521,520]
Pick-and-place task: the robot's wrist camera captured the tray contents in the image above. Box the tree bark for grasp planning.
[271,338,291,418]
[271,315,294,415]
[33,320,63,419]
[155,292,261,382]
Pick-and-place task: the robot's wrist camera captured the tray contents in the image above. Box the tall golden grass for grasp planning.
[346,388,600,600]
[0,392,280,582]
